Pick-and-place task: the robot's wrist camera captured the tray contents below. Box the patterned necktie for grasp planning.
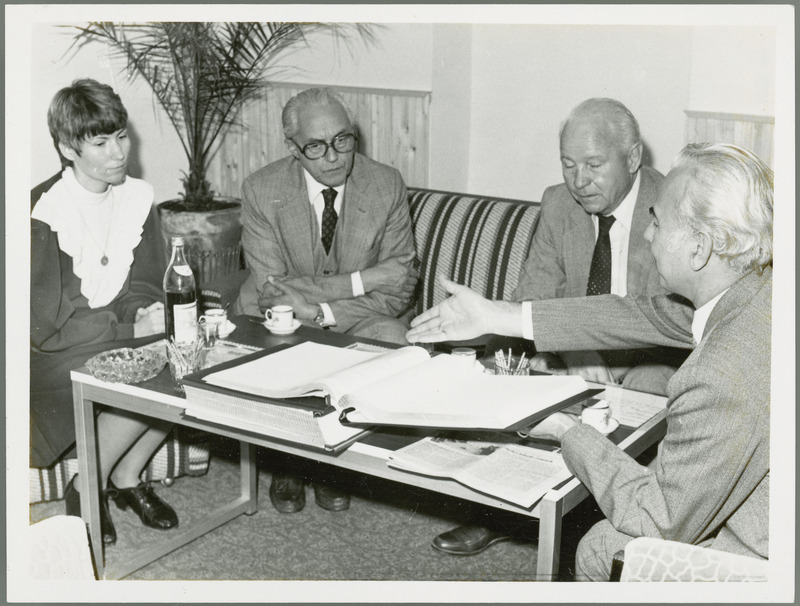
[321,187,338,255]
[586,213,616,296]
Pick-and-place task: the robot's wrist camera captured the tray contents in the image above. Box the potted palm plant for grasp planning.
[70,21,372,285]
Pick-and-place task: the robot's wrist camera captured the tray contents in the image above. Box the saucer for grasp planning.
[217,320,236,339]
[263,319,301,335]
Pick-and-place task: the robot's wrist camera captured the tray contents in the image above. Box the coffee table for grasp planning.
[71,316,667,580]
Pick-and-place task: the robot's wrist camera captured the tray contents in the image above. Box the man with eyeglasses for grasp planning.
[235,87,418,514]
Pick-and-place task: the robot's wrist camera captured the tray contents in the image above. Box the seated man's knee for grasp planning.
[575,519,634,582]
[347,316,409,345]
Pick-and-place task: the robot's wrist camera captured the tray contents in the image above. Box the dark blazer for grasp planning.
[535,268,771,559]
[236,153,416,332]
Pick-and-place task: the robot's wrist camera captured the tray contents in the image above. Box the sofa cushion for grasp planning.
[407,188,540,315]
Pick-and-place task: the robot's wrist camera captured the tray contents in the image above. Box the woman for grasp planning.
[31,79,179,545]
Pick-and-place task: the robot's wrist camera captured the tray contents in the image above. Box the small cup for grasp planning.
[199,308,227,347]
[265,305,294,328]
[451,347,478,370]
[581,399,612,431]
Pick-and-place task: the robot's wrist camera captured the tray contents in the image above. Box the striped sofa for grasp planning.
[407,187,541,313]
[201,186,542,317]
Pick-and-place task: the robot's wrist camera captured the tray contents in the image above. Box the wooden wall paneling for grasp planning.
[208,83,431,200]
[684,110,774,167]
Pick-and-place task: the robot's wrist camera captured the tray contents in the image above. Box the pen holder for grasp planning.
[493,349,529,376]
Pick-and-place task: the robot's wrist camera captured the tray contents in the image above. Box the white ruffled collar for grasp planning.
[31,167,153,308]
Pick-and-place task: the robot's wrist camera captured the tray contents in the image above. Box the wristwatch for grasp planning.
[313,306,327,328]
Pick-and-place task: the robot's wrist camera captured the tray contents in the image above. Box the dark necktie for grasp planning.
[586,213,616,296]
[321,188,338,255]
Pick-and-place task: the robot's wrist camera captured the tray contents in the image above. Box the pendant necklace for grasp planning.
[75,189,115,266]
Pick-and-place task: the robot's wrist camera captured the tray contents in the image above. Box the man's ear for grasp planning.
[286,139,301,160]
[690,231,713,271]
[627,143,643,174]
[58,142,78,162]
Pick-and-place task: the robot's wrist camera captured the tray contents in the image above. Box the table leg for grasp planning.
[240,442,258,515]
[536,494,564,581]
[72,380,104,578]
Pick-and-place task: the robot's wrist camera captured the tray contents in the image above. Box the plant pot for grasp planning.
[157,198,243,289]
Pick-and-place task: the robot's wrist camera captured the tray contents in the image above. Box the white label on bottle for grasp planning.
[173,264,193,277]
[173,301,198,344]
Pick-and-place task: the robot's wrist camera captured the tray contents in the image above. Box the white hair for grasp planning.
[282,87,355,140]
[672,143,773,274]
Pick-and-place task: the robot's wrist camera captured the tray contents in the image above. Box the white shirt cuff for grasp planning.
[319,302,336,327]
[351,271,366,297]
[521,301,534,341]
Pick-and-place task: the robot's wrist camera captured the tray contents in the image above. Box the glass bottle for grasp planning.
[163,236,198,344]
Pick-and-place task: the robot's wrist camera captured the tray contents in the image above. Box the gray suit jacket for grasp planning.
[539,268,771,559]
[236,153,416,332]
[513,166,665,301]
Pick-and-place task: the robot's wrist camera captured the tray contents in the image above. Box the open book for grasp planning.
[197,341,596,432]
[388,432,573,508]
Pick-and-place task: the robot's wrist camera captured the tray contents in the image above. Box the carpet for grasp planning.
[29,437,603,582]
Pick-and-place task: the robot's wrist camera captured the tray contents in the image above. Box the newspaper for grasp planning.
[388,433,573,508]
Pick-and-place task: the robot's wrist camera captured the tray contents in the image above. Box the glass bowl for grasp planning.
[86,347,167,384]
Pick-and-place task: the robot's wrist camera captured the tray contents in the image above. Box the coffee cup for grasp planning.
[265,305,294,328]
[451,347,478,370]
[581,399,612,431]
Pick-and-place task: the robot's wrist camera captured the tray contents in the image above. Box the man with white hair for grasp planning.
[408,143,771,580]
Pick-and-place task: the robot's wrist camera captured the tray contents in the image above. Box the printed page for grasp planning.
[202,341,380,398]
[388,435,494,475]
[321,346,430,405]
[454,445,572,507]
[388,435,571,507]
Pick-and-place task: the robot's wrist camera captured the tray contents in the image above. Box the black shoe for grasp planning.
[108,480,179,530]
[269,474,306,513]
[64,475,117,545]
[431,525,511,555]
[313,484,350,512]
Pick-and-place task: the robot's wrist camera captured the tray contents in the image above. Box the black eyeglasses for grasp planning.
[294,133,357,160]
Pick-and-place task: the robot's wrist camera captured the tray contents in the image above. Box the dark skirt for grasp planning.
[30,334,163,468]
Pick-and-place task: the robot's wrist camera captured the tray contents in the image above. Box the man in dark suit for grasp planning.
[434,98,686,556]
[408,143,771,580]
[235,88,418,513]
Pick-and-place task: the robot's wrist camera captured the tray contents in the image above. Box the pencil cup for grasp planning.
[166,339,205,393]
[493,350,530,376]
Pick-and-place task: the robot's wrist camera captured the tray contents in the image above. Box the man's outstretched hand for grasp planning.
[406,275,523,343]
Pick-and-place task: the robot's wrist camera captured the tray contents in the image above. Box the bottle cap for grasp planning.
[171,235,185,246]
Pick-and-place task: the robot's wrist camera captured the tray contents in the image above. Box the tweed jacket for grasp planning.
[513,166,665,301]
[536,268,772,559]
[236,153,416,332]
